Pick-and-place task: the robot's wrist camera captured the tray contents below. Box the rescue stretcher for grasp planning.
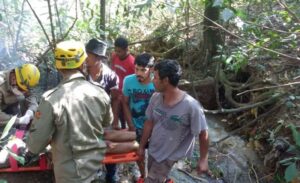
[0,151,139,173]
[0,123,174,183]
[0,116,139,173]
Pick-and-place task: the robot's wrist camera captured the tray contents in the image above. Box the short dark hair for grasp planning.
[154,59,182,87]
[134,53,154,68]
[114,37,128,49]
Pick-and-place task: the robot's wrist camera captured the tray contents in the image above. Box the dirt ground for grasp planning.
[0,171,54,183]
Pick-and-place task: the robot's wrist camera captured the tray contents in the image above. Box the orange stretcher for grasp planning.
[0,151,139,173]
[0,121,139,173]
[102,151,139,164]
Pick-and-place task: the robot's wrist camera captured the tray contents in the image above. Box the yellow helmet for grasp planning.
[55,40,87,69]
[15,63,40,91]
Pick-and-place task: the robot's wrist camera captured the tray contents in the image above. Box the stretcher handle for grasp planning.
[102,151,139,164]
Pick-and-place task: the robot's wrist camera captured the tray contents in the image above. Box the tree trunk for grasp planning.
[203,0,222,58]
[100,0,106,40]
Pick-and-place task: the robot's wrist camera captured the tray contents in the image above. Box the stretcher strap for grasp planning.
[39,154,48,170]
[8,130,25,171]
[102,151,139,164]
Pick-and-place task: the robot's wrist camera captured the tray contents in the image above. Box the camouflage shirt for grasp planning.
[26,71,113,183]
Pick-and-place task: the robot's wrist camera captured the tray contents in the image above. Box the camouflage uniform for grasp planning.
[0,70,38,126]
[26,72,113,183]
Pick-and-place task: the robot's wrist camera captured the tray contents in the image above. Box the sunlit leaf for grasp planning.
[289,95,296,100]
[0,179,8,183]
[0,115,17,140]
[134,0,153,9]
[236,10,246,19]
[212,0,223,7]
[288,124,300,146]
[220,8,235,22]
[285,101,296,108]
[284,163,298,182]
[225,56,233,64]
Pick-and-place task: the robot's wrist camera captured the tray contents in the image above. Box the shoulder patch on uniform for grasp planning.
[35,111,42,119]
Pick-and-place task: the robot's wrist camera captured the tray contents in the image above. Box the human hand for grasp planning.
[112,122,121,130]
[137,146,145,161]
[105,140,115,149]
[128,125,136,131]
[18,110,34,125]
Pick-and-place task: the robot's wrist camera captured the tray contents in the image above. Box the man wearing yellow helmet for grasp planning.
[0,63,40,127]
[26,40,138,183]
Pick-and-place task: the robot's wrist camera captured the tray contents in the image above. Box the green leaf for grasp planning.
[225,55,233,64]
[285,101,296,108]
[263,38,270,43]
[289,124,300,147]
[235,10,246,19]
[0,115,17,140]
[289,95,296,100]
[212,0,223,7]
[220,8,235,22]
[284,163,298,182]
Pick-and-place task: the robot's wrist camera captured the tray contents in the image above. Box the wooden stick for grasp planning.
[236,81,300,96]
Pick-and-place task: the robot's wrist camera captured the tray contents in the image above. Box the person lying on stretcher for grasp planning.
[0,123,138,168]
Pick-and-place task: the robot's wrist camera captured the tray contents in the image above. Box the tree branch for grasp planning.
[54,0,63,37]
[47,0,56,50]
[236,81,300,96]
[215,100,285,143]
[244,20,300,35]
[25,0,52,49]
[14,0,26,52]
[204,93,282,114]
[60,0,78,43]
[189,7,300,62]
[2,0,15,51]
[36,0,78,66]
[277,0,300,23]
[128,22,201,46]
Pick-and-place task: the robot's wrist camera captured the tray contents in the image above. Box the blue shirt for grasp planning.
[123,74,155,129]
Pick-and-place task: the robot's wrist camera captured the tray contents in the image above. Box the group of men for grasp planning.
[0,37,209,183]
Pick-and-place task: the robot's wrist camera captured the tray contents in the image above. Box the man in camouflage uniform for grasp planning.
[26,40,112,183]
[0,63,40,127]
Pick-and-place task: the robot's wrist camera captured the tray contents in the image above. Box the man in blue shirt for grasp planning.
[122,53,155,182]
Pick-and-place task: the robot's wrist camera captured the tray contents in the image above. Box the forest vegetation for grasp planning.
[0,0,299,182]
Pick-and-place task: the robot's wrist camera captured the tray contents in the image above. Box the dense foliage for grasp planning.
[0,0,299,182]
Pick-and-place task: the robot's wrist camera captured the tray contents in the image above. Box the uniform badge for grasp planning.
[35,111,42,119]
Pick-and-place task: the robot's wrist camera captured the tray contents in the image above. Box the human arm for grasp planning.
[110,88,121,130]
[122,76,135,131]
[18,92,39,125]
[25,92,38,113]
[26,100,55,154]
[197,130,209,174]
[122,95,135,131]
[137,119,154,160]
